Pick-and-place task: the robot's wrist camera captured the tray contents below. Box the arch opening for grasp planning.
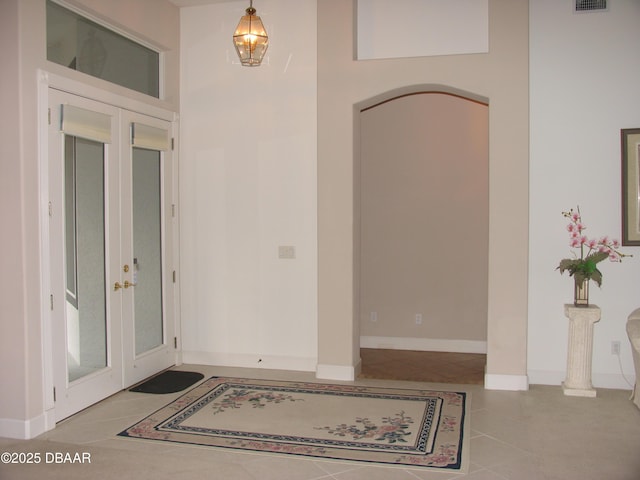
[354,87,489,384]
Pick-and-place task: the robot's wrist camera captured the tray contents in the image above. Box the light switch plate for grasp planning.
[278,245,296,259]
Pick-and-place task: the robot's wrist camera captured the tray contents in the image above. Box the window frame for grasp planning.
[46,0,164,99]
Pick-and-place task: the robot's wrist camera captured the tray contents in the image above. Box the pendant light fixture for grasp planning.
[233,0,268,67]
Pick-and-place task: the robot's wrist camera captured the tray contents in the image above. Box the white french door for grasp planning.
[48,89,176,421]
[120,111,176,387]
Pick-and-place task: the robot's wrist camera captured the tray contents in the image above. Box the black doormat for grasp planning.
[129,371,205,394]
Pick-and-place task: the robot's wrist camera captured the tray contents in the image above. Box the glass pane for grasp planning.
[132,148,164,355]
[65,136,107,382]
[46,1,160,98]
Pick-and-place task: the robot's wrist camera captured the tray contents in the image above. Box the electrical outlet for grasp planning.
[611,341,621,355]
[415,313,423,325]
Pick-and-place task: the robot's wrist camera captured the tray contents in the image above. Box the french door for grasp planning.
[48,89,176,421]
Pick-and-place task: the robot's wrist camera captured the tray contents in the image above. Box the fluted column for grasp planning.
[562,304,601,397]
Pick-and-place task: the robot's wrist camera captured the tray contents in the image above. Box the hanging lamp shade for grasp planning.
[233,1,268,67]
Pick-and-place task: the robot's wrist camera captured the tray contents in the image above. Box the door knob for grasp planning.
[124,280,137,288]
[114,281,123,291]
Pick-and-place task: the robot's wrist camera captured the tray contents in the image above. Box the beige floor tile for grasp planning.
[408,465,476,480]
[313,459,368,476]
[0,439,255,480]
[238,454,333,480]
[330,464,429,480]
[456,470,510,480]
[2,365,640,479]
[469,435,531,469]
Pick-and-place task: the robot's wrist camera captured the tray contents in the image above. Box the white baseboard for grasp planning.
[316,363,356,381]
[360,336,487,354]
[526,370,565,386]
[181,351,317,373]
[484,373,529,391]
[592,372,636,390]
[528,369,635,391]
[181,351,362,383]
[0,411,53,440]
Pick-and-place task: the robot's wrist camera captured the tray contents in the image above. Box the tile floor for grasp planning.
[1,364,640,480]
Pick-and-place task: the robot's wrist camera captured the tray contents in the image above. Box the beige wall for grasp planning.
[359,92,488,346]
[317,0,529,385]
[0,0,29,425]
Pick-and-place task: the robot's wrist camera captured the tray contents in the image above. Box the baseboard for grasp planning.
[181,351,317,373]
[592,372,636,390]
[0,411,53,440]
[528,369,636,391]
[316,363,356,381]
[526,370,565,386]
[360,336,487,354]
[484,373,529,391]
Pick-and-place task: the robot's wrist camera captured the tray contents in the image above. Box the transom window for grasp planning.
[46,0,160,98]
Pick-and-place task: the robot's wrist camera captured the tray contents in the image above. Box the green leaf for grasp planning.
[591,269,603,287]
[585,251,609,265]
[582,259,598,275]
[557,259,580,274]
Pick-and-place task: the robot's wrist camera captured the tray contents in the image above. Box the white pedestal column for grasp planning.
[562,304,601,397]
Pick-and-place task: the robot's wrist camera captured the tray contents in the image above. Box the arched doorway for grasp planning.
[355,87,488,384]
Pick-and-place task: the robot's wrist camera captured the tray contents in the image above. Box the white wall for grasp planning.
[179,0,318,371]
[529,0,640,389]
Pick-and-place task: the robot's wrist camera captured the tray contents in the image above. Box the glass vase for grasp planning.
[574,277,589,307]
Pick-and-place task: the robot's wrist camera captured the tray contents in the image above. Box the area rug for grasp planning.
[119,377,469,472]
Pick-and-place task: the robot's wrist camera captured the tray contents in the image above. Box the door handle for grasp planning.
[115,280,136,290]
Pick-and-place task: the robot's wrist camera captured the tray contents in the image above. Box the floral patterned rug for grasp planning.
[119,377,469,471]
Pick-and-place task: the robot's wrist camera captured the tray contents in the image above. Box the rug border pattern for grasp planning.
[118,377,468,472]
[160,382,439,452]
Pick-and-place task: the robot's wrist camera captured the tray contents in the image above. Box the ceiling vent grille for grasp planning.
[575,0,608,12]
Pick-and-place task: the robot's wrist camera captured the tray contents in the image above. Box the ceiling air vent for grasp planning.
[575,0,608,12]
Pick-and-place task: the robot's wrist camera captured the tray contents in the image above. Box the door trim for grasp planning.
[38,70,180,429]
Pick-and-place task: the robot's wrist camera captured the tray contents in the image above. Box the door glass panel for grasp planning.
[132,147,164,355]
[65,136,107,382]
